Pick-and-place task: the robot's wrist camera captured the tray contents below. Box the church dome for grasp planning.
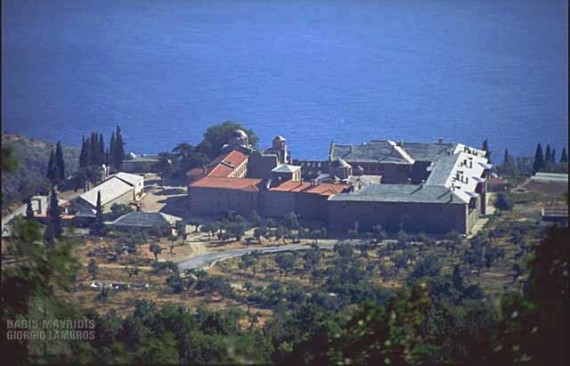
[231,129,248,139]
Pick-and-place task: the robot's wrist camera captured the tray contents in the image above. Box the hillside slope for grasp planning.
[2,133,80,210]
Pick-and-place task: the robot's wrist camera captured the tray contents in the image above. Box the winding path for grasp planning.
[177,241,344,270]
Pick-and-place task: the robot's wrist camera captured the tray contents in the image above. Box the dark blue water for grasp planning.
[2,0,568,160]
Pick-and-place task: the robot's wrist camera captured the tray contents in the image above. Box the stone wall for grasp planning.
[189,187,259,216]
[328,200,467,234]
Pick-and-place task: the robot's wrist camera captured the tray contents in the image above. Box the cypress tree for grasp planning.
[46,149,59,185]
[96,191,103,221]
[545,145,552,164]
[90,132,98,166]
[44,219,55,246]
[98,133,105,165]
[503,149,511,175]
[55,141,65,181]
[115,126,125,170]
[79,136,87,168]
[560,148,568,163]
[551,148,556,164]
[105,148,110,166]
[482,139,491,163]
[109,131,116,169]
[91,190,105,236]
[48,186,63,238]
[533,143,545,174]
[26,199,34,219]
[84,136,92,167]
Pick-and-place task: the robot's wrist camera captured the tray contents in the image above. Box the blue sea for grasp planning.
[2,0,568,160]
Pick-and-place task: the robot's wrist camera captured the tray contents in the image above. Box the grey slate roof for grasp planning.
[401,142,457,162]
[329,184,465,204]
[109,211,181,228]
[331,141,411,164]
[424,154,460,186]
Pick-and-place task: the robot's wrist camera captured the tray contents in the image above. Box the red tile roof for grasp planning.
[269,180,349,196]
[189,177,263,191]
[186,150,248,179]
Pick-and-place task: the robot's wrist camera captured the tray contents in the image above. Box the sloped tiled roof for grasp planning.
[331,140,412,164]
[189,177,263,191]
[330,141,490,205]
[186,150,248,179]
[425,151,487,203]
[329,184,465,204]
[401,142,457,161]
[269,180,349,196]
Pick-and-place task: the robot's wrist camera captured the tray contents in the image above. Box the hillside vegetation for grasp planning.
[1,133,80,211]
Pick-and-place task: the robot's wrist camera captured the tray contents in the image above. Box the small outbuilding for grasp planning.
[107,211,181,236]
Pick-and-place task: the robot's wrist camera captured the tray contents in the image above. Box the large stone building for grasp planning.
[328,141,491,234]
[188,176,263,216]
[187,130,491,234]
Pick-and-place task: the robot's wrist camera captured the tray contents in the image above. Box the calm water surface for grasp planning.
[2,0,568,160]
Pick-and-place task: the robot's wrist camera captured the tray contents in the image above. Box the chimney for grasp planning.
[437,137,443,144]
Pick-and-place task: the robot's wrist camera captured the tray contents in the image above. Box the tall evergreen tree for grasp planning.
[105,148,110,166]
[90,132,98,166]
[533,143,545,174]
[26,199,34,219]
[46,149,59,185]
[91,190,105,236]
[503,149,512,175]
[98,133,105,165]
[85,135,92,167]
[482,139,491,163]
[114,126,125,170]
[96,190,103,221]
[545,145,552,164]
[48,186,63,239]
[551,148,556,164]
[55,141,66,181]
[560,148,568,163]
[79,136,88,168]
[109,131,116,169]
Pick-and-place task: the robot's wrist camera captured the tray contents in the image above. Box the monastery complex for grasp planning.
[187,130,492,234]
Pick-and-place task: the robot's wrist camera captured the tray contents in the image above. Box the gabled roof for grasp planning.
[109,211,181,228]
[331,140,412,164]
[78,177,133,207]
[113,172,144,186]
[271,164,301,173]
[189,177,263,191]
[329,184,465,204]
[424,151,488,203]
[186,150,248,179]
